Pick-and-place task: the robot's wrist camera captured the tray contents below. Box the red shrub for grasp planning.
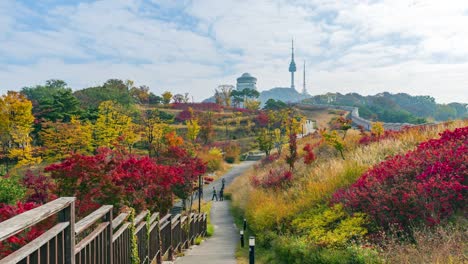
[255,111,269,127]
[333,127,468,230]
[175,109,193,122]
[359,130,401,145]
[0,202,43,258]
[251,169,293,189]
[302,143,316,165]
[22,171,56,204]
[45,148,184,216]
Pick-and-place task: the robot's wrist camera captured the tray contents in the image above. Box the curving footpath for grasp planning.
[174,161,256,264]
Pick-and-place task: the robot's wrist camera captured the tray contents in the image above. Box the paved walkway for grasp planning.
[175,201,237,264]
[174,161,256,264]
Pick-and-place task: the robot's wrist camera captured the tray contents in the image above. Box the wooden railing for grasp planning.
[0,197,207,264]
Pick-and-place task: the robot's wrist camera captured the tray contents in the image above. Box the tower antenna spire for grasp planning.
[289,38,297,89]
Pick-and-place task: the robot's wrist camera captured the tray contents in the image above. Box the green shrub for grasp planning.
[0,177,26,204]
[273,236,379,264]
[224,156,236,164]
[194,236,203,245]
[207,223,214,237]
[292,204,369,248]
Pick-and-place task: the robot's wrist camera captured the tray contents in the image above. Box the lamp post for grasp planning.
[249,236,255,264]
[198,174,202,213]
[240,230,244,247]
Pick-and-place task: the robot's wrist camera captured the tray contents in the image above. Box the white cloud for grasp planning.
[0,0,467,103]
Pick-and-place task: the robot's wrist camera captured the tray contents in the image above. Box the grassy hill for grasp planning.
[227,118,467,263]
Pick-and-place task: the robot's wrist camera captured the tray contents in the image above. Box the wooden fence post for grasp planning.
[104,209,113,264]
[168,215,173,261]
[58,198,75,264]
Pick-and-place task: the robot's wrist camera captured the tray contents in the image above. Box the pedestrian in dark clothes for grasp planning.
[211,186,218,201]
[219,188,224,201]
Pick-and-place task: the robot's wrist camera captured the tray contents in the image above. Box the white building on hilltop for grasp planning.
[236,72,257,91]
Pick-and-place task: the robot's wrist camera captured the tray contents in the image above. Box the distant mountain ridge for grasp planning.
[204,88,466,123]
[304,92,467,123]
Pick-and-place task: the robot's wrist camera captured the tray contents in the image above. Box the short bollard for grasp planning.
[240,230,245,248]
[243,218,247,231]
[249,236,255,264]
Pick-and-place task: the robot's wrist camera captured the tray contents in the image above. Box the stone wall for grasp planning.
[295,103,416,131]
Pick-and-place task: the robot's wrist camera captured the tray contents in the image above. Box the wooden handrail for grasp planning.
[149,212,159,223]
[112,212,129,229]
[0,197,75,242]
[134,210,149,225]
[0,222,69,264]
[75,205,112,235]
[75,222,109,252]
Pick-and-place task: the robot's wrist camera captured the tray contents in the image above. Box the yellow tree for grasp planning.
[141,109,170,157]
[244,99,261,111]
[0,91,40,168]
[40,117,93,161]
[162,91,173,105]
[93,101,138,150]
[186,119,200,142]
[273,128,287,155]
[371,122,385,137]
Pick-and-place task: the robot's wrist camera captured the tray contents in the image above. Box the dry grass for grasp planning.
[228,120,468,235]
[298,108,341,129]
[379,220,468,264]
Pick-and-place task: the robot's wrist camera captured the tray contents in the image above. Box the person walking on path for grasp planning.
[219,188,224,201]
[212,186,218,201]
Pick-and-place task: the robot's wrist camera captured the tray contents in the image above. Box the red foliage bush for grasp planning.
[333,127,468,230]
[358,130,401,145]
[175,109,193,122]
[45,148,184,216]
[22,171,56,204]
[302,143,317,165]
[158,146,206,201]
[255,111,269,127]
[251,169,293,189]
[0,202,44,258]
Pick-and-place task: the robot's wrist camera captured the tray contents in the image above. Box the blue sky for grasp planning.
[1,0,468,103]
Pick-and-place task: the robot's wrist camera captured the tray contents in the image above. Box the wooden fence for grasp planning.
[0,197,207,264]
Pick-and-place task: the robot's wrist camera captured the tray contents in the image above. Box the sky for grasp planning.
[0,0,467,103]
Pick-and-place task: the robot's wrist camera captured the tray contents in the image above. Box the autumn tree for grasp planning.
[40,117,93,161]
[186,119,200,142]
[141,109,171,157]
[257,128,274,156]
[273,128,287,155]
[0,92,40,168]
[244,99,261,111]
[321,130,345,160]
[130,85,150,104]
[285,110,302,170]
[162,91,173,105]
[199,111,215,144]
[215,85,233,106]
[93,101,139,151]
[371,122,385,137]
